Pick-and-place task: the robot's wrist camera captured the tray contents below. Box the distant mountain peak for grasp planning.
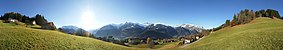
[94,22,204,40]
[177,24,204,33]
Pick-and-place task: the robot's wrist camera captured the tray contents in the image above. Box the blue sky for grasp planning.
[0,0,283,30]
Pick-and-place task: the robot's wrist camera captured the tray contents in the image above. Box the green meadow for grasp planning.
[161,17,283,50]
[0,20,144,50]
[1,17,283,50]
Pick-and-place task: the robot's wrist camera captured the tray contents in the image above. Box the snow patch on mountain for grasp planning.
[177,24,204,33]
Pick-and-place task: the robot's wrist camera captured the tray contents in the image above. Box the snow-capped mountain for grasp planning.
[178,24,204,33]
[94,22,204,40]
[138,24,178,39]
[59,26,80,34]
[95,22,145,39]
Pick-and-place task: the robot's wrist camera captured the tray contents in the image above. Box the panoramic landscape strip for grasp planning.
[0,0,283,50]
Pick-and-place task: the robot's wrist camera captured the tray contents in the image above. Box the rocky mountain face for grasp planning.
[137,24,178,39]
[175,24,203,37]
[95,24,122,38]
[93,22,204,40]
[178,24,203,33]
[59,26,79,34]
[119,22,145,38]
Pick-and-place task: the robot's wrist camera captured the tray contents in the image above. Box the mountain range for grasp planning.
[93,22,204,40]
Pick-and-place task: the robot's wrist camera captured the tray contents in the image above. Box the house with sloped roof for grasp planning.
[7,18,18,23]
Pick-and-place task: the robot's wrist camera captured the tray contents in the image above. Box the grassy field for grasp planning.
[129,42,179,49]
[1,17,283,50]
[156,42,180,50]
[161,17,283,50]
[0,20,144,50]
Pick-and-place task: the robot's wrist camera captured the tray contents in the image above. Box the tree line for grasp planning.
[212,9,282,31]
[0,12,35,25]
[0,12,57,30]
[0,12,96,39]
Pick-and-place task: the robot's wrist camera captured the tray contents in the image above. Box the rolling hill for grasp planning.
[1,17,283,50]
[161,17,283,50]
[0,20,144,50]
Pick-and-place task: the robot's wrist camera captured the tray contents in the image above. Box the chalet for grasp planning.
[41,22,56,30]
[32,21,36,25]
[184,39,190,44]
[196,36,200,40]
[195,34,204,39]
[7,18,18,23]
[186,37,194,43]
[184,35,195,44]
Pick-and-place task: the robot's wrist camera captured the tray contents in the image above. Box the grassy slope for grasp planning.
[130,42,179,49]
[157,17,283,50]
[2,17,282,50]
[0,20,144,50]
[180,17,283,50]
[157,42,180,50]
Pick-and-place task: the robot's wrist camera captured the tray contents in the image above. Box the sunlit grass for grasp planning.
[0,20,144,50]
[1,17,282,50]
[129,42,179,49]
[180,17,283,50]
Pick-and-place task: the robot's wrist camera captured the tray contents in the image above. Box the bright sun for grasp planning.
[80,10,96,30]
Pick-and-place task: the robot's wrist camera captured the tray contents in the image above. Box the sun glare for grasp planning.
[80,10,96,30]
